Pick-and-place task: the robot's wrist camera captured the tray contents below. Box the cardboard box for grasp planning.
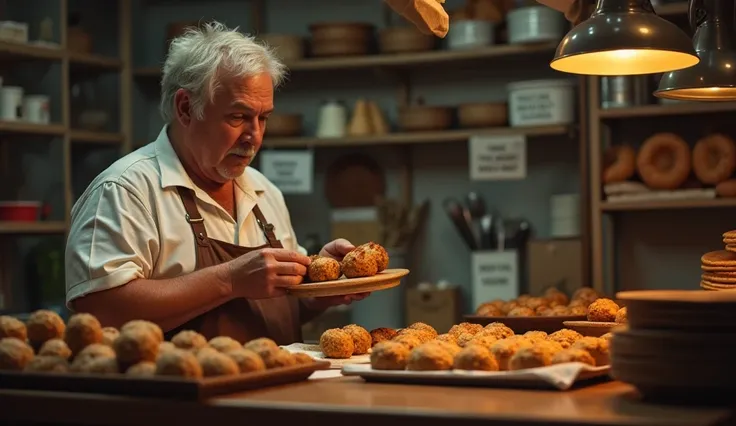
[406,287,461,334]
[527,238,582,297]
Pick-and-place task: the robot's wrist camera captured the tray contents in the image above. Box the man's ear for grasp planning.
[173,88,192,126]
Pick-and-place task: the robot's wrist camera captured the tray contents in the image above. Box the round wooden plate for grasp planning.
[562,321,623,337]
[463,315,586,334]
[286,268,409,298]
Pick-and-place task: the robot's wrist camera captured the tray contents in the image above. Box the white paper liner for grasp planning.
[341,362,610,391]
[282,343,371,369]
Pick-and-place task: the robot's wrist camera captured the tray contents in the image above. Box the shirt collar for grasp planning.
[153,125,265,194]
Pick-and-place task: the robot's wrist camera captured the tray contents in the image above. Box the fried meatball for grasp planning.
[342,324,372,355]
[124,361,156,376]
[76,357,119,374]
[0,337,34,371]
[476,304,504,317]
[435,333,458,345]
[501,301,520,314]
[171,330,208,351]
[197,348,240,377]
[523,297,548,311]
[615,307,628,323]
[432,340,462,357]
[225,348,266,373]
[64,313,103,356]
[38,338,71,360]
[509,345,556,370]
[370,341,410,370]
[155,348,203,378]
[243,337,279,358]
[101,327,120,346]
[25,355,69,373]
[569,305,587,316]
[0,316,26,341]
[392,334,422,350]
[120,320,164,344]
[587,298,620,322]
[572,337,610,366]
[407,322,438,338]
[26,310,65,348]
[320,328,354,359]
[448,322,483,338]
[71,343,115,372]
[507,307,535,317]
[523,331,548,342]
[406,342,454,371]
[397,328,435,343]
[465,334,499,350]
[341,244,379,278]
[479,323,514,340]
[572,287,599,306]
[545,288,569,306]
[308,256,342,282]
[547,329,583,349]
[491,337,533,371]
[159,341,176,354]
[292,352,314,365]
[516,294,531,304]
[261,349,297,369]
[453,345,499,371]
[551,348,596,366]
[208,336,241,353]
[369,327,398,346]
[113,327,159,367]
[361,242,389,272]
[456,332,476,347]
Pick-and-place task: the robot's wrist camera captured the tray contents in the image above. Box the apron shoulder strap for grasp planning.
[253,205,283,249]
[176,187,210,246]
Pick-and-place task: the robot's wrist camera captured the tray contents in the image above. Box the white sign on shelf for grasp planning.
[259,150,313,194]
[471,250,519,309]
[469,134,527,181]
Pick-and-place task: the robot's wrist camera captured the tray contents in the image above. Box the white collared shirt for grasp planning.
[65,126,305,308]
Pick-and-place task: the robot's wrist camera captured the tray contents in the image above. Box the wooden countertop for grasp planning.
[0,377,733,426]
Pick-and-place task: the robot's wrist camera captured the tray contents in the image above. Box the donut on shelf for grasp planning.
[636,132,691,190]
[692,133,736,185]
[602,145,636,184]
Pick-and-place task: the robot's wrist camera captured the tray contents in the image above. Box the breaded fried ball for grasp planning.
[435,333,458,345]
[507,307,535,317]
[502,301,520,314]
[25,355,69,373]
[456,332,476,347]
[342,324,372,355]
[370,341,410,370]
[572,336,610,366]
[126,361,156,376]
[509,345,556,370]
[76,357,119,374]
[341,245,379,278]
[517,294,531,304]
[38,338,71,360]
[171,330,208,351]
[155,348,202,378]
[369,327,398,346]
[392,334,422,350]
[587,298,620,322]
[453,345,499,371]
[523,297,548,311]
[490,337,533,371]
[407,322,438,338]
[208,336,241,353]
[572,287,599,306]
[600,332,613,341]
[406,342,454,371]
[226,348,266,372]
[261,349,297,369]
[308,256,341,282]
[569,305,587,316]
[292,352,314,365]
[0,316,26,341]
[476,304,504,317]
[615,307,627,323]
[197,348,240,377]
[551,348,596,366]
[71,343,115,372]
[243,337,280,357]
[361,242,389,272]
[524,331,548,342]
[448,322,483,338]
[465,334,498,350]
[159,341,176,354]
[568,298,587,308]
[545,288,569,306]
[113,327,159,367]
[479,323,514,340]
[0,337,34,371]
[397,328,434,343]
[101,327,120,346]
[64,313,103,356]
[120,320,164,344]
[320,328,354,359]
[26,310,65,348]
[547,329,583,349]
[432,340,462,357]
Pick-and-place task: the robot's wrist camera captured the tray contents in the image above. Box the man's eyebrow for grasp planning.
[230,101,274,114]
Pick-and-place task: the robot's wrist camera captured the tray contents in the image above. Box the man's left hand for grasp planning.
[305,238,369,310]
[319,238,354,261]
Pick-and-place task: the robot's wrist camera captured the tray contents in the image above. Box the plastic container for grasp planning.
[0,201,46,222]
[447,20,494,50]
[507,79,575,127]
[507,6,566,45]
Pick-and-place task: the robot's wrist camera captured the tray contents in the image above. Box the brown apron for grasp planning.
[163,187,306,345]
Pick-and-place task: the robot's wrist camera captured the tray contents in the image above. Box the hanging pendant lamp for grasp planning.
[550,0,699,76]
[655,0,736,101]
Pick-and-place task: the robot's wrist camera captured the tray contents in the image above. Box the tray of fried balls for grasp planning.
[287,242,409,298]
[464,287,600,334]
[341,321,612,391]
[0,311,328,400]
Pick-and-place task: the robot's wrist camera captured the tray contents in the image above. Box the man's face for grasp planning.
[183,72,274,183]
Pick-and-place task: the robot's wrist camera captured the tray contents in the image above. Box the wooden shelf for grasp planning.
[600,198,736,212]
[0,41,63,61]
[598,102,736,119]
[0,221,66,234]
[69,52,123,72]
[70,130,124,144]
[0,121,66,136]
[655,2,688,16]
[266,125,571,148]
[134,42,558,76]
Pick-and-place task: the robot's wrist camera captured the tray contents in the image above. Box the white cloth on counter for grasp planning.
[65,125,306,307]
[282,343,371,369]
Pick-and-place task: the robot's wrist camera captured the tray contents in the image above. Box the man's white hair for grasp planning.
[160,21,287,122]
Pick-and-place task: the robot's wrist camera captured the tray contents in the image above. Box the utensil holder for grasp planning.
[471,250,519,310]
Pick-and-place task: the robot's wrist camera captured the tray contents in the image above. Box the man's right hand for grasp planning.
[226,248,311,299]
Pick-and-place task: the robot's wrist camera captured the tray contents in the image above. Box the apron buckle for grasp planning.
[186,213,204,223]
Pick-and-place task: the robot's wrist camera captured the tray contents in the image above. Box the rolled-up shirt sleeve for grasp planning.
[65,181,160,308]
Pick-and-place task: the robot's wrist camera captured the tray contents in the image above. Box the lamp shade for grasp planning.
[655,1,736,101]
[550,0,699,76]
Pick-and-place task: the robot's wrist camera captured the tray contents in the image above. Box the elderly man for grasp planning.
[65,22,368,345]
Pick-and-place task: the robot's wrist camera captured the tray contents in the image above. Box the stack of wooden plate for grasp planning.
[700,230,736,291]
[610,290,736,402]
